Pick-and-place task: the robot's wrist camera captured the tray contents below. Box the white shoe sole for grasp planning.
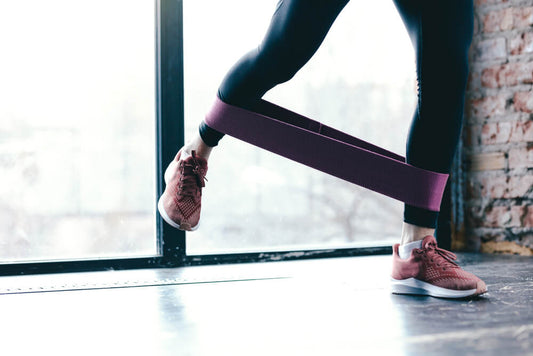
[157,196,200,231]
[391,277,480,298]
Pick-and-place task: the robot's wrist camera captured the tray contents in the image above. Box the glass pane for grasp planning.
[184,0,416,254]
[0,0,157,262]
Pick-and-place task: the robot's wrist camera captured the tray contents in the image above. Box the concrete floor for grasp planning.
[0,253,531,356]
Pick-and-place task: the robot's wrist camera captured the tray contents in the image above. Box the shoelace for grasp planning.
[419,240,459,269]
[177,152,207,197]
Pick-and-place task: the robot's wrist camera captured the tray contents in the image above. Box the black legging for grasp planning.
[199,0,474,228]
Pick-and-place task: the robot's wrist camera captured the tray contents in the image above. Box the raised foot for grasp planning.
[157,149,208,231]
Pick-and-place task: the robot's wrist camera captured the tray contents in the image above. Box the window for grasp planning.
[0,0,187,274]
[0,0,449,274]
[0,0,157,263]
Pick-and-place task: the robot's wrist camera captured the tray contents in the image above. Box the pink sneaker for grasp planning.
[391,236,487,298]
[157,149,208,231]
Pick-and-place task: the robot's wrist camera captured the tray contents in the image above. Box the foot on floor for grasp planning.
[391,235,487,298]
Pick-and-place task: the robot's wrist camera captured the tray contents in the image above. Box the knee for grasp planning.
[271,64,298,85]
[438,44,471,86]
[424,51,469,94]
[448,53,469,87]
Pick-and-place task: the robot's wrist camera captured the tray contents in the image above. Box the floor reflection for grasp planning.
[0,253,530,355]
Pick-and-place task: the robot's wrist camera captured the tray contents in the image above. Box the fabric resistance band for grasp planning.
[205,97,448,212]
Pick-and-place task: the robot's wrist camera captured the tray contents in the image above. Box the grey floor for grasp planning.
[0,253,531,356]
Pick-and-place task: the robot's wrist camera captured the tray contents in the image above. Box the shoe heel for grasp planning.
[390,277,428,296]
[391,284,428,296]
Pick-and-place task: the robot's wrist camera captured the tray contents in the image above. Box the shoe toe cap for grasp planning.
[179,222,192,231]
[476,280,487,295]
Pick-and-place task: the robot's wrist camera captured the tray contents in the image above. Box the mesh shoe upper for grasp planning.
[160,150,207,230]
[392,236,485,292]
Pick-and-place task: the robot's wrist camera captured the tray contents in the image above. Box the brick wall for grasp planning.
[461,0,533,255]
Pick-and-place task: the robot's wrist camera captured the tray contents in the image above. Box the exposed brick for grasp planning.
[468,173,533,199]
[480,66,499,88]
[473,38,507,61]
[481,240,533,255]
[515,7,533,29]
[467,70,482,91]
[468,205,518,228]
[525,206,533,227]
[478,120,533,144]
[467,152,507,171]
[465,124,482,146]
[486,205,526,228]
[481,67,499,88]
[464,1,533,253]
[514,91,533,113]
[471,227,533,248]
[509,120,533,142]
[510,32,533,55]
[505,175,533,198]
[468,95,507,118]
[483,7,533,33]
[481,61,533,88]
[468,174,505,198]
[483,8,514,32]
[519,233,533,248]
[475,228,507,243]
[473,13,480,35]
[481,121,512,144]
[508,145,533,169]
[467,205,482,227]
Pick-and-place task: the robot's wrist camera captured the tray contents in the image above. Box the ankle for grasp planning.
[184,135,213,160]
[400,222,435,246]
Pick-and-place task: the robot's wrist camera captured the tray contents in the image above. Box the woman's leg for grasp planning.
[391,1,485,298]
[164,0,349,231]
[392,0,474,243]
[196,0,350,149]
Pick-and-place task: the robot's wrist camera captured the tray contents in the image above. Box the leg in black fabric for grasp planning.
[391,1,485,299]
[167,0,350,234]
[199,0,350,147]
[391,0,473,251]
[393,0,473,232]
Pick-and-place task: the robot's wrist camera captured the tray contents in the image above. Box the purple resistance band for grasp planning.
[205,97,449,212]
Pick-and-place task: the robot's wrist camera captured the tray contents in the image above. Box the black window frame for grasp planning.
[0,0,452,276]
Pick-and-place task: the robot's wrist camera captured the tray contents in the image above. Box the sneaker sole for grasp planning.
[390,277,482,298]
[157,197,200,231]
